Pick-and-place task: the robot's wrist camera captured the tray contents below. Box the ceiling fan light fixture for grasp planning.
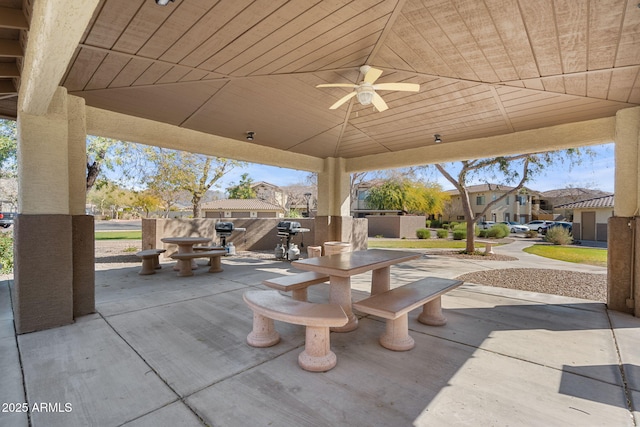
[155,0,174,5]
[246,131,255,141]
[434,134,442,143]
[356,86,374,105]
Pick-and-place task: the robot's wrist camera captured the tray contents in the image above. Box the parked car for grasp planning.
[541,221,572,235]
[499,221,530,233]
[478,221,496,230]
[0,212,15,228]
[525,220,555,232]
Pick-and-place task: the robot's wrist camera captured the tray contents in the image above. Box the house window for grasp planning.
[457,215,465,220]
[506,196,510,205]
[476,196,485,205]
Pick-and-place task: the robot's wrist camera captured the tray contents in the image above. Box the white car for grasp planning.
[499,221,530,233]
[525,220,555,232]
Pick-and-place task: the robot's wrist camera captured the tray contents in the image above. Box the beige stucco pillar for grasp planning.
[315,157,353,246]
[608,107,640,316]
[14,88,94,333]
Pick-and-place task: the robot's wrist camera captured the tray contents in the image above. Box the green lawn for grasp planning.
[367,239,484,249]
[95,231,142,240]
[523,244,607,267]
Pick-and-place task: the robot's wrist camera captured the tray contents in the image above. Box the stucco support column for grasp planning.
[608,107,640,316]
[14,88,94,333]
[315,157,353,247]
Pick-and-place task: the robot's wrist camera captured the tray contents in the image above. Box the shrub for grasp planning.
[0,234,13,273]
[416,228,431,239]
[442,223,450,230]
[449,221,459,228]
[375,234,384,238]
[487,223,510,239]
[452,230,466,240]
[452,222,466,231]
[436,229,448,239]
[544,227,573,245]
[424,220,431,228]
[478,229,488,238]
[431,220,441,228]
[525,230,538,238]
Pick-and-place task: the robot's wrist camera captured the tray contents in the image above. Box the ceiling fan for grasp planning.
[316,65,420,112]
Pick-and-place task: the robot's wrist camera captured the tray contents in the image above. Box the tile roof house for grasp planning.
[201,199,285,219]
[555,194,614,242]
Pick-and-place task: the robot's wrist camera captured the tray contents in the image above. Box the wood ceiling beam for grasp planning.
[0,80,16,94]
[0,40,22,57]
[0,63,19,78]
[0,7,28,30]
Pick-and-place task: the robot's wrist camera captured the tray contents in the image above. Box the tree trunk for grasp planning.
[192,195,201,218]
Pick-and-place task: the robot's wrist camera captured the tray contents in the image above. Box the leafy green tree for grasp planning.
[433,149,590,253]
[0,120,17,178]
[134,147,244,217]
[227,173,256,199]
[133,191,162,218]
[364,179,448,215]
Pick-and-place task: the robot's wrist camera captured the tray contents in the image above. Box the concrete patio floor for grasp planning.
[1,242,638,427]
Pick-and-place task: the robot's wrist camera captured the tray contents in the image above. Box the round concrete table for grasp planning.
[161,237,212,270]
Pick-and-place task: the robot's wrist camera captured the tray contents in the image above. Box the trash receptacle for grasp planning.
[323,241,351,256]
[307,246,322,258]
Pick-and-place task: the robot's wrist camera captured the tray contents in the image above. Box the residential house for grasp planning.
[555,194,614,242]
[251,182,287,208]
[200,199,285,219]
[535,188,611,220]
[444,184,536,224]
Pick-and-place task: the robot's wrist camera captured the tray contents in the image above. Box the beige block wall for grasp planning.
[366,216,426,238]
[143,217,368,254]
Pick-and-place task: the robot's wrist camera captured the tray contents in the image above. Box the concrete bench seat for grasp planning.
[135,249,166,275]
[352,277,463,351]
[170,250,226,276]
[262,271,330,301]
[243,290,348,372]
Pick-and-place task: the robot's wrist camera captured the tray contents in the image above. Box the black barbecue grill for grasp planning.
[275,221,310,260]
[215,222,234,247]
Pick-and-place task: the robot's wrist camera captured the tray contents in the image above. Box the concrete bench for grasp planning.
[476,240,494,255]
[135,249,166,275]
[262,271,330,301]
[352,277,463,351]
[170,250,226,277]
[243,290,348,372]
[193,245,225,265]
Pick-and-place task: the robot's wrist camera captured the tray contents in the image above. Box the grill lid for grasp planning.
[215,222,234,232]
[276,221,302,231]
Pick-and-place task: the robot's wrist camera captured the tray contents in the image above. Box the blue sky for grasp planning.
[217,143,615,194]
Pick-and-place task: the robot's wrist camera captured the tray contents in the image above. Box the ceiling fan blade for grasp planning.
[329,91,357,109]
[371,92,388,112]
[316,83,358,88]
[363,67,383,84]
[373,82,420,92]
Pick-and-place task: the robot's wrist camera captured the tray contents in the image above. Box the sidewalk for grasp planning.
[1,241,637,427]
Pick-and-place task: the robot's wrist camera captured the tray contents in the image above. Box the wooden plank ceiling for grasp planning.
[3,0,640,159]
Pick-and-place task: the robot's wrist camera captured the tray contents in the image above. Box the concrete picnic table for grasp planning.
[292,249,421,332]
[161,236,212,270]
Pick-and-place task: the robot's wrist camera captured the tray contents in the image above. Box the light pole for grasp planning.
[304,192,312,218]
